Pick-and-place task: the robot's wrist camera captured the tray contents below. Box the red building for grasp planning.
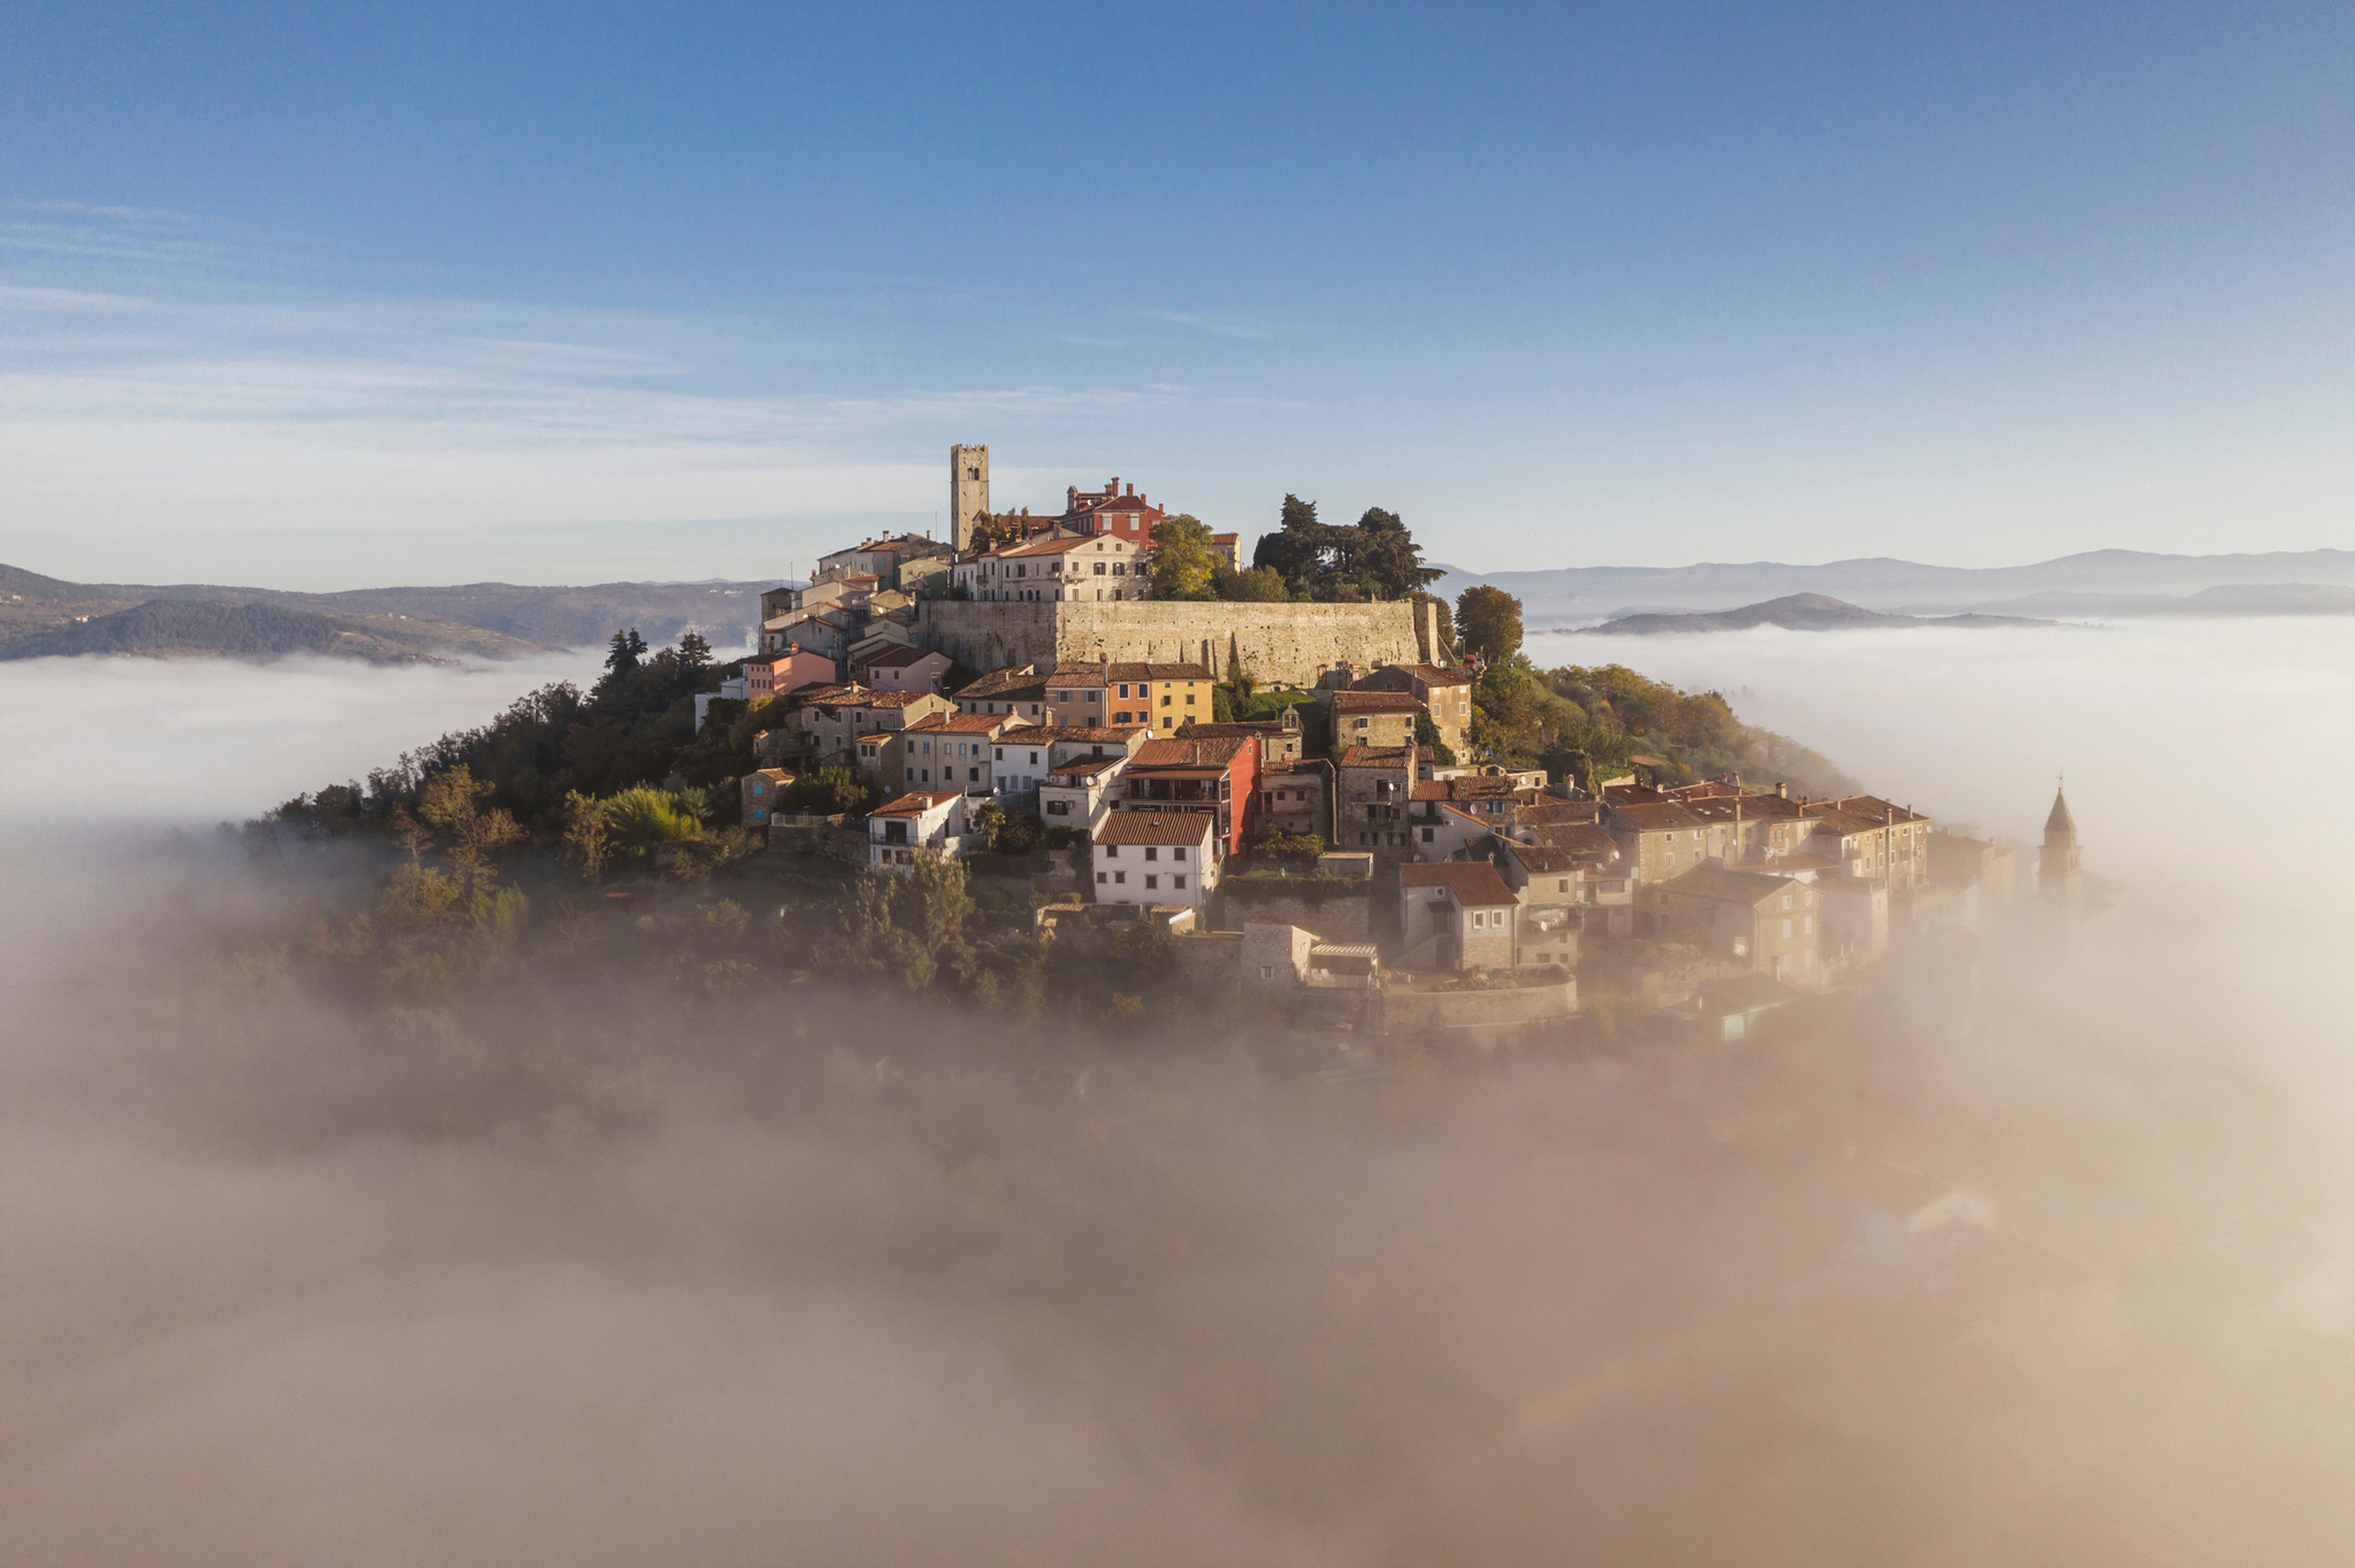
[1117,734,1261,856]
[1062,476,1168,543]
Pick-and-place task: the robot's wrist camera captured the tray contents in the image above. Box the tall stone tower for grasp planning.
[949,444,989,552]
[2039,784,2082,910]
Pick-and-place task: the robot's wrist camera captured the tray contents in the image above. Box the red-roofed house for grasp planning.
[857,643,955,694]
[1397,861,1521,973]
[867,792,973,872]
[1092,811,1220,910]
[1119,734,1261,855]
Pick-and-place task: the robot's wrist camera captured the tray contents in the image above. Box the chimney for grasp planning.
[1126,483,1135,497]
[1108,476,1120,496]
[1776,782,1788,799]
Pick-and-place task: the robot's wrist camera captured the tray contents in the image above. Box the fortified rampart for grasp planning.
[914,598,1439,687]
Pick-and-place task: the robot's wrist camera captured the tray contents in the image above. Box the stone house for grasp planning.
[820,533,953,589]
[741,646,838,700]
[1256,757,1331,843]
[800,690,955,768]
[1803,796,1932,891]
[1606,799,1728,884]
[1407,793,1494,862]
[761,607,856,658]
[1355,662,1473,758]
[953,528,1152,603]
[1044,661,1214,736]
[1335,744,1418,859]
[1039,753,1128,834]
[896,711,1035,797]
[1814,871,1889,962]
[953,664,1051,721]
[858,644,955,694]
[1178,705,1301,763]
[1093,812,1219,910]
[1327,689,1422,750]
[867,791,973,872]
[1119,734,1259,855]
[739,768,796,829]
[1648,863,1822,986]
[1396,861,1521,974]
[1242,922,1317,993]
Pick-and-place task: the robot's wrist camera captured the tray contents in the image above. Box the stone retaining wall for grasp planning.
[1381,979,1579,1035]
[915,598,1438,687]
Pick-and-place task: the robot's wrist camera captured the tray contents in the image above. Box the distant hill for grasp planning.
[1585,593,2051,636]
[1433,547,2355,625]
[0,599,549,664]
[1900,582,2355,620]
[2,560,771,661]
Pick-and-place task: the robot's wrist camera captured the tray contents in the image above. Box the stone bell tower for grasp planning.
[949,444,989,552]
[2039,782,2082,911]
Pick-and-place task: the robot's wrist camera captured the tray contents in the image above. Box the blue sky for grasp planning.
[2,2,2348,588]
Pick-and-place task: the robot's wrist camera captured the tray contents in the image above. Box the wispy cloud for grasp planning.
[0,206,1178,551]
[1146,308,1285,341]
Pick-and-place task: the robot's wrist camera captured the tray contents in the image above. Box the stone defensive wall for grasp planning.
[914,598,1439,687]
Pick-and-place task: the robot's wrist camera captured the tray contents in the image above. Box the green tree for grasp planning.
[1414,712,1458,767]
[789,765,874,816]
[1148,515,1222,600]
[1341,508,1443,600]
[1455,585,1524,664]
[677,629,714,671]
[1251,494,1328,594]
[415,765,523,891]
[604,627,648,676]
[1215,564,1288,601]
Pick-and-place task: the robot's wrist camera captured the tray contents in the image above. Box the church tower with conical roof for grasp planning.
[2039,785,2082,910]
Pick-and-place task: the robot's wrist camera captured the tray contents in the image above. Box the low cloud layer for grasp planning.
[2,620,2351,1563]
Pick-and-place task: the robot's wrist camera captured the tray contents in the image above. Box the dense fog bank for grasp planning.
[2,618,2351,1564]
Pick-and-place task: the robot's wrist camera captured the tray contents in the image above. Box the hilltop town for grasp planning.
[694,446,2082,1042]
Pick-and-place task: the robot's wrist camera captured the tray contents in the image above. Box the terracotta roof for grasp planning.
[860,644,945,669]
[991,531,1141,558]
[1393,662,1469,686]
[842,690,941,709]
[1022,724,1147,744]
[952,665,1043,699]
[1823,793,1929,825]
[1178,720,1287,738]
[1330,690,1422,713]
[1398,861,1517,906]
[1803,809,1885,837]
[1410,782,1448,801]
[1047,662,1214,686]
[1610,801,1707,832]
[1047,756,1125,779]
[783,684,865,707]
[1656,864,1791,906]
[904,712,1032,735]
[1516,800,1603,826]
[1336,746,1415,769]
[1501,841,1579,873]
[1096,812,1215,847]
[1132,736,1247,770]
[1529,823,1620,860]
[870,791,961,818]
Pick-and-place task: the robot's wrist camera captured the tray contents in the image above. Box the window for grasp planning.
[1185,693,1196,706]
[1096,870,1107,883]
[1171,847,1185,862]
[1172,874,1185,890]
[995,748,1003,760]
[1803,916,1813,934]
[1114,871,1126,884]
[1162,694,1172,706]
[1145,847,1159,861]
[1422,827,1434,842]
[1557,878,1570,892]
[1145,875,1158,890]
[1259,965,1274,980]
[1118,684,1130,698]
[1471,910,1486,929]
[1094,562,1105,574]
[1781,918,1793,938]
[1104,845,1118,858]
